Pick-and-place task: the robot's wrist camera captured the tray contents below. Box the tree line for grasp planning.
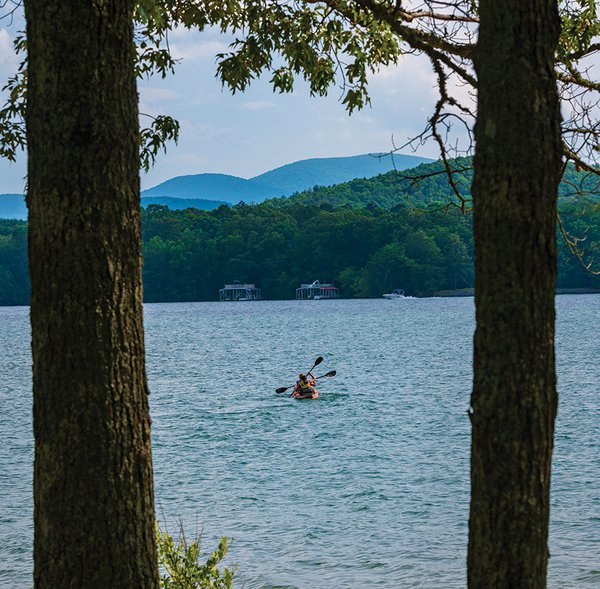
[1,199,598,306]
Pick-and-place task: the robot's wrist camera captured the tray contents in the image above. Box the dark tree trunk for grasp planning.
[469,1,562,588]
[25,1,159,587]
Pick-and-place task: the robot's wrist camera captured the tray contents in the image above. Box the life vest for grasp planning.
[296,379,312,392]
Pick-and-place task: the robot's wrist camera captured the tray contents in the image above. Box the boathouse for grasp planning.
[296,280,339,300]
[219,282,261,301]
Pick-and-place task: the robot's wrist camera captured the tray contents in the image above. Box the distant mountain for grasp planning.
[141,173,280,203]
[251,153,430,195]
[0,194,27,220]
[141,196,228,210]
[4,154,597,220]
[141,153,433,203]
[1,153,434,218]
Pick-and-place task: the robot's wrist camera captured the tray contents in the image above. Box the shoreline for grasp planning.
[427,288,600,297]
[2,289,600,308]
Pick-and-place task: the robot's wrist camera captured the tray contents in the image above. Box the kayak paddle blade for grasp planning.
[275,387,288,394]
[326,370,336,377]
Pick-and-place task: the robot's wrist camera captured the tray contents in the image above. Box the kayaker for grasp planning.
[294,372,316,398]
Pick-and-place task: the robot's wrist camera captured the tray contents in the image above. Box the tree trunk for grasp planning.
[25,1,159,587]
[469,2,562,588]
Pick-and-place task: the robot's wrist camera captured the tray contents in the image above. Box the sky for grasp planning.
[1,18,444,193]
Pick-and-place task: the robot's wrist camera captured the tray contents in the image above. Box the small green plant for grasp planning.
[156,523,235,589]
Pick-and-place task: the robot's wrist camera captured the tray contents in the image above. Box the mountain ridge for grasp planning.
[141,173,281,202]
[5,154,596,220]
[141,152,432,203]
[2,152,435,218]
[249,153,430,195]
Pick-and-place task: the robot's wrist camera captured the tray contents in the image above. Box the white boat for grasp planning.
[383,288,412,300]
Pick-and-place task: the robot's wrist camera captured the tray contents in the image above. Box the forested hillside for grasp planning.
[1,200,598,306]
[0,220,29,305]
[276,158,600,209]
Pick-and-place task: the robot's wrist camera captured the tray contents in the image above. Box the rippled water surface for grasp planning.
[1,297,599,588]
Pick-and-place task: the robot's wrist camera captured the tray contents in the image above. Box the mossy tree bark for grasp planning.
[25,1,159,587]
[469,1,562,587]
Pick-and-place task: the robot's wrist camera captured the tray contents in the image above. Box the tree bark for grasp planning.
[25,1,159,587]
[469,1,562,588]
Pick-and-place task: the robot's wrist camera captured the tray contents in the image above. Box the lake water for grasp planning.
[1,297,599,588]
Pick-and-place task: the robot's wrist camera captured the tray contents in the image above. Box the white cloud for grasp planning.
[355,114,375,124]
[194,121,239,142]
[241,100,277,111]
[370,57,438,103]
[190,92,222,106]
[160,26,237,67]
[169,37,230,62]
[0,28,18,77]
[140,87,180,104]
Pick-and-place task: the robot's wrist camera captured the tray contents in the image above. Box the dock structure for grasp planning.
[219,282,261,301]
[296,280,339,300]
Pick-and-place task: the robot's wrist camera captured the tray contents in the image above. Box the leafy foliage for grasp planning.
[213,1,402,113]
[0,9,181,168]
[558,0,600,63]
[156,524,235,589]
[129,0,402,113]
[140,115,181,173]
[0,33,26,162]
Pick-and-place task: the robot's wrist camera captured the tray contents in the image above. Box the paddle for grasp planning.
[274,357,326,394]
[309,356,324,372]
[288,370,337,398]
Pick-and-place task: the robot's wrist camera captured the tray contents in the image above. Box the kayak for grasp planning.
[292,389,319,400]
[275,359,335,398]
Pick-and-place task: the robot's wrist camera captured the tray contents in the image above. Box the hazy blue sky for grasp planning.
[1,21,446,193]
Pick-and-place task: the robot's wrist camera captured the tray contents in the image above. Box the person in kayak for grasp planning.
[294,372,316,398]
